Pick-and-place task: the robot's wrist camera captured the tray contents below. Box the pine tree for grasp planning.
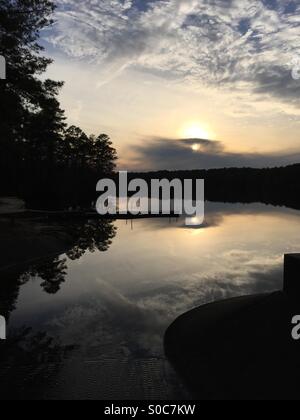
[0,0,63,193]
[0,0,118,203]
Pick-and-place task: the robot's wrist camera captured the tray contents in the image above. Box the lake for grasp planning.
[1,201,300,400]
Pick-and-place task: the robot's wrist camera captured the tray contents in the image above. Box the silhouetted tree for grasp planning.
[59,127,117,174]
[0,0,118,205]
[89,134,118,175]
[60,126,90,169]
[0,0,60,193]
[26,80,66,164]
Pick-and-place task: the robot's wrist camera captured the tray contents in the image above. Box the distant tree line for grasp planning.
[128,164,300,211]
[0,0,117,208]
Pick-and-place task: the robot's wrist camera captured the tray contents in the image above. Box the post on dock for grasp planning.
[284,254,300,296]
[0,316,6,340]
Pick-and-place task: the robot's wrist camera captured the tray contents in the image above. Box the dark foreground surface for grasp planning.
[165,291,300,400]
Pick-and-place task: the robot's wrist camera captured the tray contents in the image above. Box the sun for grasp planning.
[180,123,211,140]
[191,143,201,152]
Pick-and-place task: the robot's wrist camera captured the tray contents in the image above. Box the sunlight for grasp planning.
[180,123,211,140]
[191,143,201,152]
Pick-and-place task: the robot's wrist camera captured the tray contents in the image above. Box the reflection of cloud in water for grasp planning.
[136,254,283,321]
[48,279,166,359]
[47,252,283,359]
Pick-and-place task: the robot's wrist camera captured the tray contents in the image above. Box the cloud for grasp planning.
[130,137,300,170]
[44,0,300,105]
[253,64,300,104]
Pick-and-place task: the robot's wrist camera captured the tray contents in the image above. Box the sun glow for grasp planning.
[180,123,212,140]
[191,143,201,152]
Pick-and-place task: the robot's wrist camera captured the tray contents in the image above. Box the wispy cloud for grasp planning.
[45,0,300,104]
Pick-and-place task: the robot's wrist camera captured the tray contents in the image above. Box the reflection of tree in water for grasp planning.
[0,271,22,319]
[20,219,117,295]
[0,219,116,398]
[20,257,68,294]
[0,327,75,400]
[66,219,117,260]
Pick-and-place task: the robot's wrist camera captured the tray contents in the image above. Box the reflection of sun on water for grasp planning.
[191,229,204,236]
[186,216,204,226]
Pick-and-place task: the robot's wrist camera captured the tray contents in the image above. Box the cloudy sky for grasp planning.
[42,0,300,170]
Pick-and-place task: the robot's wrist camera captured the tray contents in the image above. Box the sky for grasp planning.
[41,0,300,170]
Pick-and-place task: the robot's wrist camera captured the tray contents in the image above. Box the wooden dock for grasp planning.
[0,209,179,221]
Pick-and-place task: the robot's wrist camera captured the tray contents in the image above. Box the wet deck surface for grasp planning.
[0,345,188,400]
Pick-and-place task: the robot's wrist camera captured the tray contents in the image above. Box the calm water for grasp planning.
[1,201,300,400]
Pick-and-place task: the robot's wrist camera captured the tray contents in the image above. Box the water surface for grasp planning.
[1,202,300,400]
